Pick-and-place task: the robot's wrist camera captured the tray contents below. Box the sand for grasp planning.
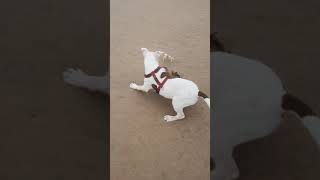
[213,0,320,179]
[110,0,210,179]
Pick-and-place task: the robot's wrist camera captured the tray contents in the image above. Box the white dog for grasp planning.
[212,50,320,180]
[62,48,210,122]
[129,48,210,122]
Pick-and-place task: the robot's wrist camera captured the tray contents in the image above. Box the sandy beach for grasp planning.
[110,0,210,179]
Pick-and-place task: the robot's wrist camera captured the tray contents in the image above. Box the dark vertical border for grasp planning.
[106,0,110,179]
[210,0,214,172]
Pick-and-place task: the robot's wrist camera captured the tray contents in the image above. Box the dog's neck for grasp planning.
[144,54,160,74]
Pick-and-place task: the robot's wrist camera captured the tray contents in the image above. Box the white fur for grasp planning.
[211,51,320,180]
[130,48,210,122]
[302,116,320,145]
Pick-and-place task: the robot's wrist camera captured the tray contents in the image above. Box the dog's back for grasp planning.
[159,78,199,99]
[212,52,285,148]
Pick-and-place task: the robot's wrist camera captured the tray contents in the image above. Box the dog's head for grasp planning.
[141,48,160,64]
[141,48,174,63]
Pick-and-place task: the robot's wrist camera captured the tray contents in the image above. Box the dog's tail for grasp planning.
[282,93,320,146]
[198,91,210,108]
[155,51,174,62]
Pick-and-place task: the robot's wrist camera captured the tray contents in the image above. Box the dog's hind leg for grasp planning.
[164,96,198,122]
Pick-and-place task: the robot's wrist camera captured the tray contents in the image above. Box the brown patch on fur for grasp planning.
[198,91,208,99]
[160,69,181,79]
[282,93,316,117]
[171,71,181,78]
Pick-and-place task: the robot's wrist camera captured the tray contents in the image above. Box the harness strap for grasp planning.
[144,66,169,94]
[152,73,160,84]
[144,66,161,78]
[158,76,168,93]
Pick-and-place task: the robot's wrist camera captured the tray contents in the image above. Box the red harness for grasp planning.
[144,66,169,93]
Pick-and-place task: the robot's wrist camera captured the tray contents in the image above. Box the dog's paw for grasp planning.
[129,83,137,89]
[63,68,88,86]
[164,115,174,122]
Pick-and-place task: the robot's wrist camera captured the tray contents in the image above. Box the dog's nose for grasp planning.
[141,48,149,56]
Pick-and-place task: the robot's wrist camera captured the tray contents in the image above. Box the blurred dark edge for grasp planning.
[211,0,320,179]
[0,0,109,179]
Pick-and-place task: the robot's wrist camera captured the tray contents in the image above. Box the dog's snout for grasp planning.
[141,48,148,54]
[141,48,149,57]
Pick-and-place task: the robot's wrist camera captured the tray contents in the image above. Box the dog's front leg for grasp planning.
[63,68,109,94]
[129,82,151,92]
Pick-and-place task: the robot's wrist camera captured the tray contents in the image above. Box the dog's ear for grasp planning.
[141,48,148,56]
[155,51,174,62]
[154,51,161,59]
